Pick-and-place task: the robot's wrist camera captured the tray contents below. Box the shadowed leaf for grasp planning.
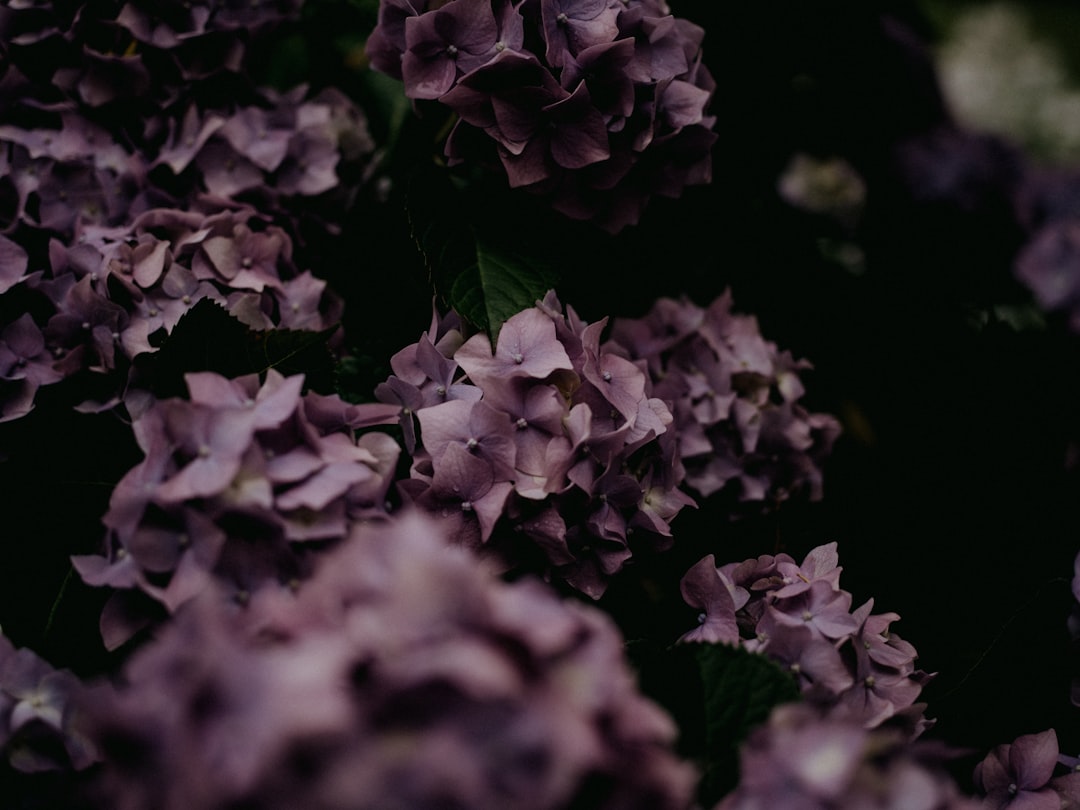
[134,299,338,398]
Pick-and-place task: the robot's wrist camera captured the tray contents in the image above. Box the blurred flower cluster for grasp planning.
[81,511,697,810]
[716,703,980,810]
[378,293,693,598]
[680,542,933,734]
[937,4,1080,164]
[0,634,94,774]
[72,369,400,648]
[366,0,716,231]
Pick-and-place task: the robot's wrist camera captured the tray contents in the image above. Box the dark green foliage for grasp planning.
[134,299,338,398]
[406,169,559,341]
[694,643,800,803]
[627,639,799,806]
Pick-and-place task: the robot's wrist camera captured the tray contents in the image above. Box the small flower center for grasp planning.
[461,500,473,512]
[446,44,458,58]
[512,352,524,364]
[602,370,612,382]
[515,417,528,429]
[556,11,568,24]
[466,437,479,451]
[697,613,707,625]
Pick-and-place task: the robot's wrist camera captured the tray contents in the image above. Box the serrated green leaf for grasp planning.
[695,643,801,804]
[406,168,560,341]
[134,299,338,398]
[470,231,559,340]
[250,322,339,382]
[449,263,488,332]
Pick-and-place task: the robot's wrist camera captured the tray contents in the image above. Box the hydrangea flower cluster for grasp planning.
[377,293,694,598]
[80,511,697,810]
[1,204,345,420]
[606,291,841,507]
[0,0,367,242]
[716,703,980,810]
[1013,166,1080,333]
[0,0,378,421]
[0,0,302,109]
[0,634,94,774]
[365,0,717,232]
[972,728,1080,810]
[72,369,400,649]
[679,542,933,733]
[0,78,371,245]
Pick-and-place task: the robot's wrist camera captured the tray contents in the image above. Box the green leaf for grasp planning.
[134,299,338,398]
[406,168,559,341]
[472,231,560,339]
[694,643,800,804]
[624,638,800,806]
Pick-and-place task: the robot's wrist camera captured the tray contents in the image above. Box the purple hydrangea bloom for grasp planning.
[608,291,841,509]
[379,292,694,598]
[0,0,377,421]
[717,703,981,810]
[73,369,401,649]
[79,511,697,810]
[973,729,1080,810]
[367,0,716,231]
[0,634,96,774]
[680,542,932,733]
[1015,220,1080,332]
[4,204,348,417]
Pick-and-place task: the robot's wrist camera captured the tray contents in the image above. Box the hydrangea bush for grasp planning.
[0,0,1079,808]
